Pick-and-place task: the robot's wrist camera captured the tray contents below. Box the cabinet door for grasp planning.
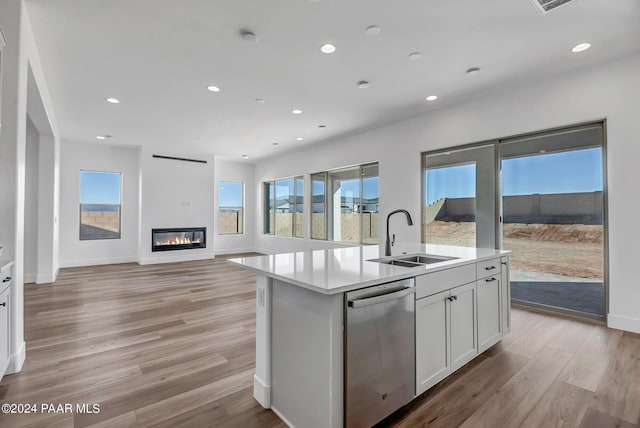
[477,275,502,353]
[416,290,450,395]
[449,282,477,371]
[501,257,511,335]
[0,286,9,379]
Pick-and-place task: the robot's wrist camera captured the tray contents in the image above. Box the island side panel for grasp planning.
[254,274,272,408]
[271,279,344,428]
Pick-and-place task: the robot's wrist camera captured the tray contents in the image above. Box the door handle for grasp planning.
[486,277,497,282]
[2,277,10,283]
[348,287,415,308]
[0,302,6,307]
[485,266,496,271]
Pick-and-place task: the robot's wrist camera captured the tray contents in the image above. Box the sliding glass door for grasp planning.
[423,122,607,320]
[500,125,605,317]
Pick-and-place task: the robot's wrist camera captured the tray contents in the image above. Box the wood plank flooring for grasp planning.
[1,256,639,427]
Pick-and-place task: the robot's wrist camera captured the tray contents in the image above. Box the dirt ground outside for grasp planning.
[425,221,604,280]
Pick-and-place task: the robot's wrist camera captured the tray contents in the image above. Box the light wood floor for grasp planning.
[0,256,638,428]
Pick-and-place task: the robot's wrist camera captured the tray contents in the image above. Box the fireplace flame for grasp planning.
[155,237,201,246]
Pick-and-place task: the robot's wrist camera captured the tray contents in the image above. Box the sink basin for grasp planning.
[369,253,458,267]
[395,254,458,264]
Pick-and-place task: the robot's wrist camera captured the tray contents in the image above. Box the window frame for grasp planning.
[263,175,304,238]
[217,180,245,235]
[79,169,123,241]
[310,162,379,245]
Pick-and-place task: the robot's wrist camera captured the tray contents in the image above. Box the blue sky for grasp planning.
[80,171,121,204]
[219,181,243,207]
[426,147,603,205]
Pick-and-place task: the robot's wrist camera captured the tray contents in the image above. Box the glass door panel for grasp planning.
[423,144,496,248]
[500,125,605,317]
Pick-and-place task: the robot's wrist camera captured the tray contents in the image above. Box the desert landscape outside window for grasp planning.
[79,170,122,240]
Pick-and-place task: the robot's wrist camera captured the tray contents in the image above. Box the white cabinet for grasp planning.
[416,282,477,395]
[450,282,477,370]
[0,263,11,380]
[416,290,450,394]
[416,256,509,396]
[477,275,502,352]
[501,256,511,334]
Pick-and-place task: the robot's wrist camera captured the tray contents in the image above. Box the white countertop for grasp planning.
[228,243,509,295]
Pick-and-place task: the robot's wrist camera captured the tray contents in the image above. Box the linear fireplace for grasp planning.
[152,227,206,252]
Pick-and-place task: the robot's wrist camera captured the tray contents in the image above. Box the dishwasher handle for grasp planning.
[348,287,415,308]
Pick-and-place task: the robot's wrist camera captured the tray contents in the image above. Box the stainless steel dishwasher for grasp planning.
[345,278,415,428]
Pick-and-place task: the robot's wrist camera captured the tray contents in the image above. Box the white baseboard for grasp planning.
[35,268,58,284]
[137,252,215,265]
[23,273,36,284]
[271,405,295,428]
[60,256,138,268]
[253,374,271,408]
[608,313,640,334]
[6,340,26,375]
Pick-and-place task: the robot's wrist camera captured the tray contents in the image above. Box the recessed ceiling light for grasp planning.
[358,81,370,89]
[296,137,304,141]
[365,25,381,36]
[105,97,120,104]
[272,142,279,146]
[466,67,481,75]
[292,109,303,114]
[240,29,258,44]
[426,95,438,101]
[255,98,265,104]
[241,155,250,159]
[571,42,591,53]
[408,52,422,61]
[207,85,221,92]
[320,43,336,54]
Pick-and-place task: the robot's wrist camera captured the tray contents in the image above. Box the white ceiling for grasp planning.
[24,0,640,160]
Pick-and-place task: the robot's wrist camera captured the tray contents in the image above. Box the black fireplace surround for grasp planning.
[152,227,206,252]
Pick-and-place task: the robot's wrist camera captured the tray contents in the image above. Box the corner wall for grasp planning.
[0,0,61,374]
[254,53,640,333]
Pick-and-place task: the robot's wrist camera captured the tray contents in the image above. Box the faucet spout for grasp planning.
[385,209,413,256]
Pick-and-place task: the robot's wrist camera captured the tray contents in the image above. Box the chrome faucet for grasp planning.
[385,209,413,256]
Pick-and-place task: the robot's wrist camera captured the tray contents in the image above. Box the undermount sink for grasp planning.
[369,253,459,268]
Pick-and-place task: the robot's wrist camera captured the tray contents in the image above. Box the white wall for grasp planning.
[214,159,255,254]
[0,0,61,375]
[254,53,640,333]
[138,148,215,264]
[59,141,140,266]
[23,116,39,282]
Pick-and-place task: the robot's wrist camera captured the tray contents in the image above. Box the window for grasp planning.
[218,181,244,234]
[79,170,122,240]
[311,162,379,244]
[264,176,304,237]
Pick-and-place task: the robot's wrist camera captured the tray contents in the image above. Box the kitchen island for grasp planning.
[229,243,510,428]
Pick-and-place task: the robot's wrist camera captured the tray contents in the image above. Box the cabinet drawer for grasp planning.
[477,258,501,279]
[416,264,476,299]
[0,265,11,283]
